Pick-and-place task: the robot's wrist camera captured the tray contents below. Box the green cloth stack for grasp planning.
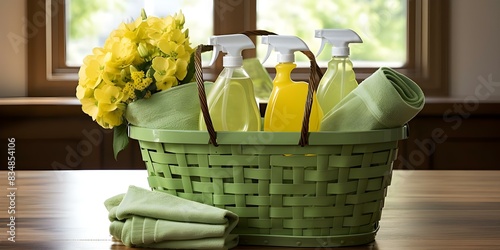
[320,67,424,131]
[105,186,239,249]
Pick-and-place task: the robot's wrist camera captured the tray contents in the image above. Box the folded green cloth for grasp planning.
[320,67,424,131]
[125,82,213,130]
[104,185,239,249]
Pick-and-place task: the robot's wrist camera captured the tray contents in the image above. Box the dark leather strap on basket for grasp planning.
[194,44,218,146]
[299,50,323,146]
[241,30,277,37]
[194,31,323,147]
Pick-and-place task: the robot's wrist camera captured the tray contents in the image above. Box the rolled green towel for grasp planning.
[104,185,239,249]
[320,67,424,131]
[125,82,213,130]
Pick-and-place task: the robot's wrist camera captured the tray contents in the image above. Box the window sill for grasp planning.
[0,97,82,117]
[0,97,80,106]
[2,96,500,118]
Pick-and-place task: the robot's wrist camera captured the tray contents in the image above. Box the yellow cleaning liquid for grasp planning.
[317,57,358,113]
[264,63,323,132]
[200,68,261,131]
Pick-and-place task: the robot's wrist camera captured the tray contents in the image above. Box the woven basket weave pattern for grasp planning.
[130,37,406,246]
[140,137,398,237]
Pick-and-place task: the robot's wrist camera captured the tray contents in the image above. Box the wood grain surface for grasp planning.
[1,170,499,249]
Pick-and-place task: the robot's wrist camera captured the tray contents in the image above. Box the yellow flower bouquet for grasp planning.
[76,9,195,157]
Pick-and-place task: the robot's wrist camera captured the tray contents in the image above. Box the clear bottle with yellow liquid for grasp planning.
[315,29,363,115]
[199,34,261,131]
[261,35,323,132]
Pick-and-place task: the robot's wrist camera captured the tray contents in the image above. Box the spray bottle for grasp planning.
[261,35,323,132]
[199,34,261,131]
[315,29,363,114]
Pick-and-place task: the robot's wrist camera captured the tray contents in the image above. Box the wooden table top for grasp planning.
[1,170,499,250]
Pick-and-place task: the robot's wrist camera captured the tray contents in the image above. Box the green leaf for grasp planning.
[180,52,196,85]
[146,66,155,78]
[113,123,129,160]
[147,80,157,92]
[135,89,145,100]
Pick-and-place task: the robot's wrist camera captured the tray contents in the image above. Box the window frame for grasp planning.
[27,0,448,97]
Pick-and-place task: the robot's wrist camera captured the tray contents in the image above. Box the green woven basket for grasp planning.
[128,39,408,247]
[128,126,407,247]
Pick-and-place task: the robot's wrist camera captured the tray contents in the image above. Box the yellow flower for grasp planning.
[131,70,152,91]
[97,103,126,129]
[146,16,169,41]
[158,40,181,59]
[131,70,145,85]
[173,11,185,27]
[102,71,121,87]
[113,17,146,43]
[123,83,136,103]
[80,96,99,120]
[94,84,124,108]
[175,59,188,80]
[169,29,188,45]
[103,37,137,73]
[152,57,177,90]
[137,42,149,58]
[76,85,93,100]
[79,54,104,89]
[77,9,194,129]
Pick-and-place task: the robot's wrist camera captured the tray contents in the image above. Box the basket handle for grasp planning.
[194,44,218,146]
[194,31,323,147]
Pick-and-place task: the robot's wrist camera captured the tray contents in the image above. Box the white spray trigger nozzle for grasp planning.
[209,43,222,66]
[315,29,363,57]
[261,35,309,64]
[316,39,327,58]
[208,34,255,67]
[261,36,274,64]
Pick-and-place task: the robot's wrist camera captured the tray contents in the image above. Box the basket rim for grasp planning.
[128,125,408,146]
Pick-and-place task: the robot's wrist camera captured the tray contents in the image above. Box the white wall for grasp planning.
[0,0,27,97]
[0,0,499,99]
[449,0,500,99]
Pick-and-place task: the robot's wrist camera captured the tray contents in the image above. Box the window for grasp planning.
[257,0,407,68]
[65,0,213,66]
[27,0,448,97]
